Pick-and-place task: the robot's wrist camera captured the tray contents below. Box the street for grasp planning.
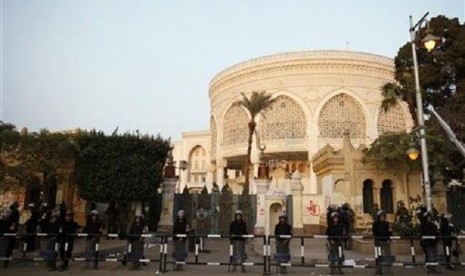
[2,238,464,275]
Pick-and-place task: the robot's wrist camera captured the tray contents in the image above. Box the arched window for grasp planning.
[363,179,374,213]
[380,180,394,213]
[377,103,407,135]
[222,105,249,146]
[44,172,58,209]
[261,96,306,141]
[25,176,41,208]
[318,93,366,139]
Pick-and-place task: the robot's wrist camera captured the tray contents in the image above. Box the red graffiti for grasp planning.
[305,200,320,216]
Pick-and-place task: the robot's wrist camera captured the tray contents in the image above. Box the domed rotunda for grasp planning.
[171,50,428,234]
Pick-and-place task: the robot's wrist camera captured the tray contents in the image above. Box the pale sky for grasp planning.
[1,0,464,140]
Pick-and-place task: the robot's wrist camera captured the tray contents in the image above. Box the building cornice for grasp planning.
[182,130,210,139]
[209,50,394,99]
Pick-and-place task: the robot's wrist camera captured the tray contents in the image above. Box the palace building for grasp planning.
[171,50,445,234]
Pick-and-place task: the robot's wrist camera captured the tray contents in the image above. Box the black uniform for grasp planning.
[41,216,60,270]
[229,216,248,271]
[440,217,456,269]
[229,219,248,240]
[58,217,79,270]
[420,217,440,273]
[172,217,189,264]
[326,221,344,275]
[340,206,351,249]
[24,211,39,252]
[127,220,146,269]
[275,218,292,273]
[372,220,391,245]
[0,214,11,268]
[372,219,392,275]
[105,202,120,236]
[6,205,20,266]
[83,219,102,268]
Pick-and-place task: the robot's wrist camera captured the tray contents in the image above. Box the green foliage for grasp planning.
[234,91,276,195]
[1,124,74,185]
[363,132,420,171]
[0,121,21,150]
[1,123,171,205]
[386,15,465,115]
[363,131,455,182]
[392,221,420,237]
[74,130,170,203]
[378,15,465,181]
[235,91,276,120]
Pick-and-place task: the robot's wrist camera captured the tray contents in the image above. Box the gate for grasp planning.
[173,183,256,235]
[447,186,465,230]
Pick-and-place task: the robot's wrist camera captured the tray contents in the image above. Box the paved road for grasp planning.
[2,237,464,275]
[2,263,464,276]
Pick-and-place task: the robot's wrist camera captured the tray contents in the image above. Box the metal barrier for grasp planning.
[0,232,464,274]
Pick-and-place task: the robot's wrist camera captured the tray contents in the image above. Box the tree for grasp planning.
[363,132,419,172]
[0,125,74,189]
[74,130,170,203]
[0,121,20,186]
[234,91,276,195]
[0,121,20,150]
[375,15,465,181]
[381,16,465,124]
[381,78,417,125]
[363,131,456,183]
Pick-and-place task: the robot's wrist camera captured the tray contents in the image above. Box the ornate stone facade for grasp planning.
[377,103,408,135]
[173,50,422,234]
[261,96,307,141]
[318,93,366,139]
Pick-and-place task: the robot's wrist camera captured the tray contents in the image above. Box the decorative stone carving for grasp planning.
[222,105,249,147]
[377,103,407,135]
[261,96,306,141]
[318,93,366,139]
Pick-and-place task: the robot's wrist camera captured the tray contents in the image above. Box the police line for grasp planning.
[0,233,464,274]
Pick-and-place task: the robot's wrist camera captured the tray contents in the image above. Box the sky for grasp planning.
[1,1,464,140]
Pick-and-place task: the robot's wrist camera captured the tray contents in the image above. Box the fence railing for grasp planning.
[0,232,463,274]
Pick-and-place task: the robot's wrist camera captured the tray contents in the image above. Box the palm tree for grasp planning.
[380,74,417,126]
[234,91,276,195]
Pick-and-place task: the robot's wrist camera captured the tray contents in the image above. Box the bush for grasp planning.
[392,221,420,237]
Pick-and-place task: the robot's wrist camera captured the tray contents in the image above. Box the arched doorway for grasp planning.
[25,176,41,208]
[44,172,58,209]
[363,179,374,213]
[188,146,207,184]
[380,179,394,213]
[269,202,283,234]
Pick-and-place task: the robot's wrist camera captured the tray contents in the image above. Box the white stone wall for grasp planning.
[171,50,420,232]
[172,131,212,192]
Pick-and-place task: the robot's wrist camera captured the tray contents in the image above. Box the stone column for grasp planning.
[254,179,271,235]
[158,151,177,232]
[216,159,227,189]
[158,177,177,232]
[291,170,304,231]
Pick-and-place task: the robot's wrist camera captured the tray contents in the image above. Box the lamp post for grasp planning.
[409,12,441,212]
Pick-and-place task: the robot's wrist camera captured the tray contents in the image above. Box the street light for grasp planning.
[409,12,441,212]
[407,147,420,161]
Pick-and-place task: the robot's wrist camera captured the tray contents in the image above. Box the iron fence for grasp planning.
[0,232,464,274]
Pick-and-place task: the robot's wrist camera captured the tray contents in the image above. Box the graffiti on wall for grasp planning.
[305,200,321,216]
